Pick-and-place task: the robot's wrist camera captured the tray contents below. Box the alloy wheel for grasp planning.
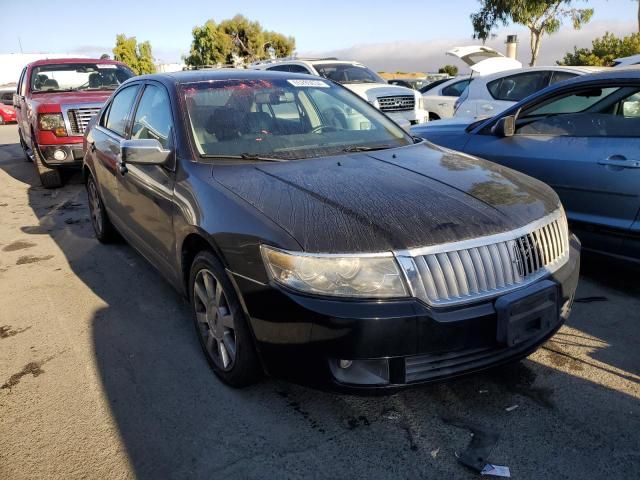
[193,269,237,371]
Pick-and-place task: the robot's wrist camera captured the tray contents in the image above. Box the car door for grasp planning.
[435,79,472,118]
[14,67,28,141]
[464,81,640,240]
[90,83,142,212]
[116,81,176,272]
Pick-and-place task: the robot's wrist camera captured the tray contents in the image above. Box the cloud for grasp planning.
[301,20,637,72]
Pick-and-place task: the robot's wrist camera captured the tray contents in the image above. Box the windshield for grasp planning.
[313,63,385,84]
[182,78,412,160]
[31,63,134,93]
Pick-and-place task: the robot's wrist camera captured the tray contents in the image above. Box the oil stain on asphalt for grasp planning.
[2,240,36,252]
[15,254,54,265]
[1,361,45,391]
[0,325,32,339]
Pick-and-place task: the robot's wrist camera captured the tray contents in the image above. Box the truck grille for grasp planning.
[378,95,415,112]
[406,210,569,307]
[67,107,101,135]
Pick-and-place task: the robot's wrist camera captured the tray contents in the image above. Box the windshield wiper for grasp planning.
[201,153,286,162]
[342,144,391,153]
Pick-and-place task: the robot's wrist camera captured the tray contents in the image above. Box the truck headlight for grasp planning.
[38,113,67,137]
[417,96,425,110]
[261,246,408,298]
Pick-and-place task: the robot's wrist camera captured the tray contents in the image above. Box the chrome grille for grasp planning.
[67,107,101,135]
[401,209,569,307]
[377,95,415,112]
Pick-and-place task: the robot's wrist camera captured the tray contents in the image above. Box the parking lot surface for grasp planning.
[0,124,638,479]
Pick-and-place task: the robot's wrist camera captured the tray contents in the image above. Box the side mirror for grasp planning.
[121,138,171,166]
[12,93,21,108]
[492,115,515,138]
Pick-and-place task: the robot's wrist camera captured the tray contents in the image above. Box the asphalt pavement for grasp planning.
[0,124,638,479]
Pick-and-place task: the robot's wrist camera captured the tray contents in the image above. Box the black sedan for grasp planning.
[83,70,580,390]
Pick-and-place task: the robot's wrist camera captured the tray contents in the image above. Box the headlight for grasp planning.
[417,96,424,110]
[38,113,67,136]
[368,98,380,109]
[261,246,408,298]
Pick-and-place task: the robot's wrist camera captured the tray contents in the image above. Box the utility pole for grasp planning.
[18,36,23,54]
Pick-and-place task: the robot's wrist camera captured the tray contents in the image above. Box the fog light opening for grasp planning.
[53,149,67,161]
[338,359,353,369]
[330,358,390,386]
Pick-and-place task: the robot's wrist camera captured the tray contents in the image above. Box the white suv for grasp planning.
[251,59,428,127]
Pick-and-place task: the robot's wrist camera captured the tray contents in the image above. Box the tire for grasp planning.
[32,144,62,188]
[189,251,262,387]
[86,174,118,243]
[18,130,32,162]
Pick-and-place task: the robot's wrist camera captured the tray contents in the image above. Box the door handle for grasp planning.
[90,141,96,152]
[598,155,640,169]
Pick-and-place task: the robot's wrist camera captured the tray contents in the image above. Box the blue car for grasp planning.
[412,68,640,262]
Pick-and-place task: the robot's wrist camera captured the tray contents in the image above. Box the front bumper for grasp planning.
[231,235,580,391]
[38,144,84,167]
[386,108,429,127]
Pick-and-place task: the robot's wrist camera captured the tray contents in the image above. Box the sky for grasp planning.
[1,0,637,71]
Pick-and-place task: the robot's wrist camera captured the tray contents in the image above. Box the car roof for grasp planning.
[133,68,330,85]
[540,65,640,84]
[27,57,125,67]
[476,65,610,82]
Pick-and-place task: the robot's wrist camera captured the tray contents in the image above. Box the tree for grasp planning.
[438,65,459,76]
[185,15,295,67]
[112,34,156,74]
[559,32,640,65]
[471,0,593,66]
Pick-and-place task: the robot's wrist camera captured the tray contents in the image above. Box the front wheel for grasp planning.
[32,143,62,188]
[189,251,262,387]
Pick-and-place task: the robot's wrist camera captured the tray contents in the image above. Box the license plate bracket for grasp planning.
[495,280,559,347]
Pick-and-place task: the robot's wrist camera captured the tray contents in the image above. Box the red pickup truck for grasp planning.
[14,58,134,188]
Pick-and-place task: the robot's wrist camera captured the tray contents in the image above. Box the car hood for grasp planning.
[30,90,112,107]
[343,83,417,102]
[211,143,559,253]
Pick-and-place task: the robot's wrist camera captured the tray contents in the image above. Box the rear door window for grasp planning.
[549,71,578,85]
[487,71,550,102]
[442,79,471,97]
[267,65,292,72]
[104,85,140,137]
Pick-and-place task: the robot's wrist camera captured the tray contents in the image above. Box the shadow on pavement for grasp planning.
[1,140,638,479]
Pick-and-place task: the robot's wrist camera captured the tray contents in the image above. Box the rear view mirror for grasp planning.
[121,139,171,166]
[492,115,515,138]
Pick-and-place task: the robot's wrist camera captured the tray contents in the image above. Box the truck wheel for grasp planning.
[18,130,32,162]
[189,251,262,388]
[32,144,62,188]
[86,174,117,243]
